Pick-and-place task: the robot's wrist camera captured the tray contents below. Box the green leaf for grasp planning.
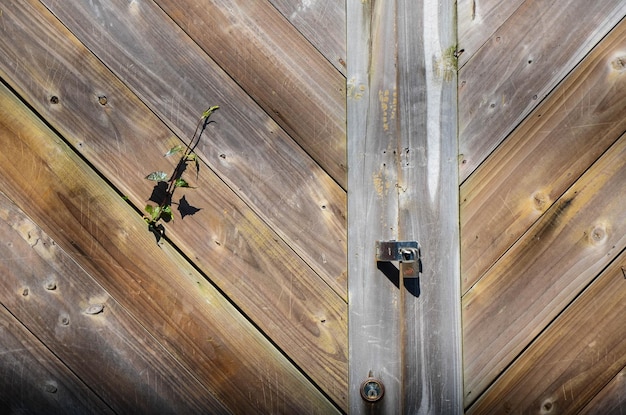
[161,205,173,222]
[174,178,190,188]
[145,204,162,221]
[185,153,196,161]
[145,171,168,181]
[165,145,183,157]
[201,105,220,120]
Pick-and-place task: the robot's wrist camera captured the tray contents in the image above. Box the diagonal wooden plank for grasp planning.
[456,0,524,67]
[0,306,114,414]
[467,249,626,414]
[579,367,626,415]
[0,192,230,414]
[458,1,626,181]
[40,0,347,296]
[268,0,346,74]
[0,81,341,414]
[154,0,347,188]
[463,132,626,406]
[460,19,626,293]
[0,1,348,406]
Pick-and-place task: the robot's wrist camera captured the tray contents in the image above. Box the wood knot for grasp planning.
[588,224,608,245]
[532,191,549,211]
[611,56,626,72]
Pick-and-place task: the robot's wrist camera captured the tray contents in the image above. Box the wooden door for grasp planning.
[0,0,347,413]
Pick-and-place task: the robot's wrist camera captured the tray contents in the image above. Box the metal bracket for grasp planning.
[375,240,420,278]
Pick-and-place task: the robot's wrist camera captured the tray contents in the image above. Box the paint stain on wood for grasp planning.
[378,88,397,132]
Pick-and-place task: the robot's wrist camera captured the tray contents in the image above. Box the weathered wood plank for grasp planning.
[396,0,462,412]
[347,0,401,410]
[0,1,348,406]
[0,192,230,414]
[467,249,626,414]
[268,0,346,74]
[460,19,626,293]
[40,0,347,296]
[0,81,340,414]
[155,0,347,187]
[463,132,626,406]
[458,1,626,181]
[348,0,462,413]
[580,367,626,415]
[0,306,114,414]
[457,0,524,67]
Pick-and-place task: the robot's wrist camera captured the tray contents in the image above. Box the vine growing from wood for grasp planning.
[143,106,219,241]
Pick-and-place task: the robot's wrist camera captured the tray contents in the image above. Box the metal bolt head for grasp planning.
[360,378,384,402]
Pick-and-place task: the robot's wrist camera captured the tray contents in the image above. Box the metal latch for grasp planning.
[375,240,420,278]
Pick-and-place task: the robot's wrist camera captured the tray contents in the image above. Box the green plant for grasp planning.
[144,106,219,240]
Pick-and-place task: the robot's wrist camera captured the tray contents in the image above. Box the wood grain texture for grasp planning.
[268,0,346,74]
[347,0,402,411]
[467,249,626,414]
[348,0,462,413]
[580,367,626,415]
[154,0,348,188]
[0,1,348,407]
[458,0,626,181]
[460,19,626,293]
[40,0,347,297]
[463,132,626,406]
[0,193,229,414]
[0,81,340,414]
[0,306,114,415]
[456,0,524,67]
[396,0,462,412]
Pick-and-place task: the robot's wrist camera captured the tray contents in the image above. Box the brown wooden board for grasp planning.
[0,1,347,407]
[0,81,340,414]
[0,192,229,414]
[458,1,626,181]
[460,18,626,293]
[580,367,626,415]
[467,249,626,414]
[463,131,626,405]
[268,0,346,74]
[347,0,462,413]
[153,0,347,188]
[40,0,347,297]
[0,306,114,414]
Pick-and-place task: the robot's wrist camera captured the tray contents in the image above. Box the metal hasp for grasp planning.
[376,240,420,278]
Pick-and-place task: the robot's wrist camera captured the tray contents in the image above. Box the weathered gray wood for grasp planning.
[463,132,626,406]
[348,0,462,413]
[458,0,626,181]
[268,0,346,74]
[0,192,230,414]
[40,0,347,298]
[467,248,626,414]
[457,0,524,67]
[0,81,340,414]
[0,1,348,407]
[0,306,114,414]
[460,18,626,293]
[347,0,401,411]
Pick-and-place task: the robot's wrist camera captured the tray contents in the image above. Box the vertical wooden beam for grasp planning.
[347,0,462,413]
